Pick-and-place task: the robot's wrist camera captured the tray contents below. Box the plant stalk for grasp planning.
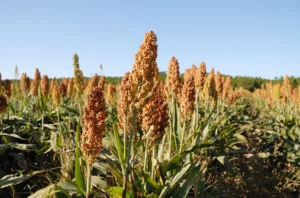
[86,163,92,198]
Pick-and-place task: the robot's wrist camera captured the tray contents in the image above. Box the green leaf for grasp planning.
[168,165,200,198]
[9,116,25,121]
[106,186,133,198]
[54,184,72,198]
[38,91,47,112]
[169,164,191,187]
[0,144,11,156]
[109,166,124,186]
[93,162,109,174]
[8,102,16,114]
[113,122,125,167]
[0,133,26,140]
[202,124,209,141]
[107,158,134,192]
[288,130,296,141]
[91,176,108,189]
[216,156,234,174]
[160,164,192,197]
[142,173,160,193]
[43,124,57,130]
[28,184,54,198]
[234,134,248,143]
[12,143,38,151]
[0,170,45,189]
[63,178,86,196]
[287,152,296,163]
[258,152,270,158]
[58,180,78,193]
[75,122,86,194]
[216,156,226,165]
[61,105,79,116]
[194,178,205,198]
[164,152,186,172]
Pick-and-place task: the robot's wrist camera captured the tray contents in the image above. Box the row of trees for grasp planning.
[2,72,300,93]
[231,75,300,92]
[160,72,300,92]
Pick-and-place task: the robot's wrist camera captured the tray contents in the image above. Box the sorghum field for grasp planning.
[0,31,299,198]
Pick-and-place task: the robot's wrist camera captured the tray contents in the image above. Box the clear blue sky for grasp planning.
[0,0,299,79]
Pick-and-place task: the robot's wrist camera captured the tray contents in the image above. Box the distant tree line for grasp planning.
[159,72,300,92]
[2,72,300,93]
[230,75,300,92]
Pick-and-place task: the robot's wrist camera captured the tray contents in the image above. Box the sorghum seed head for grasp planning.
[165,56,182,102]
[20,73,30,95]
[81,87,107,165]
[98,76,105,90]
[106,83,116,105]
[142,81,169,146]
[41,75,50,97]
[203,68,218,103]
[73,53,84,97]
[180,69,195,121]
[67,78,75,98]
[52,81,61,107]
[117,72,135,132]
[222,76,232,100]
[4,80,11,98]
[87,73,98,94]
[59,82,67,97]
[215,72,223,98]
[0,95,7,113]
[282,75,292,99]
[195,61,206,92]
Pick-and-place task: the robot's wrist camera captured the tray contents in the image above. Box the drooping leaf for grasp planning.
[28,184,54,198]
[0,133,26,140]
[54,184,72,198]
[43,124,57,130]
[0,170,45,189]
[12,143,38,151]
[168,165,200,198]
[234,134,248,143]
[91,176,108,189]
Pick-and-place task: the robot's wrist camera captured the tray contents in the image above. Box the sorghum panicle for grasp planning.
[31,68,41,96]
[0,95,7,113]
[142,81,169,146]
[73,54,84,97]
[222,76,232,100]
[52,81,61,107]
[203,68,218,103]
[165,56,182,102]
[87,73,98,95]
[59,82,67,98]
[215,72,223,98]
[117,72,135,132]
[4,80,11,98]
[98,76,105,90]
[67,78,75,98]
[106,83,116,105]
[131,31,159,112]
[81,87,107,164]
[195,62,207,93]
[20,73,30,95]
[41,75,50,97]
[180,69,195,120]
